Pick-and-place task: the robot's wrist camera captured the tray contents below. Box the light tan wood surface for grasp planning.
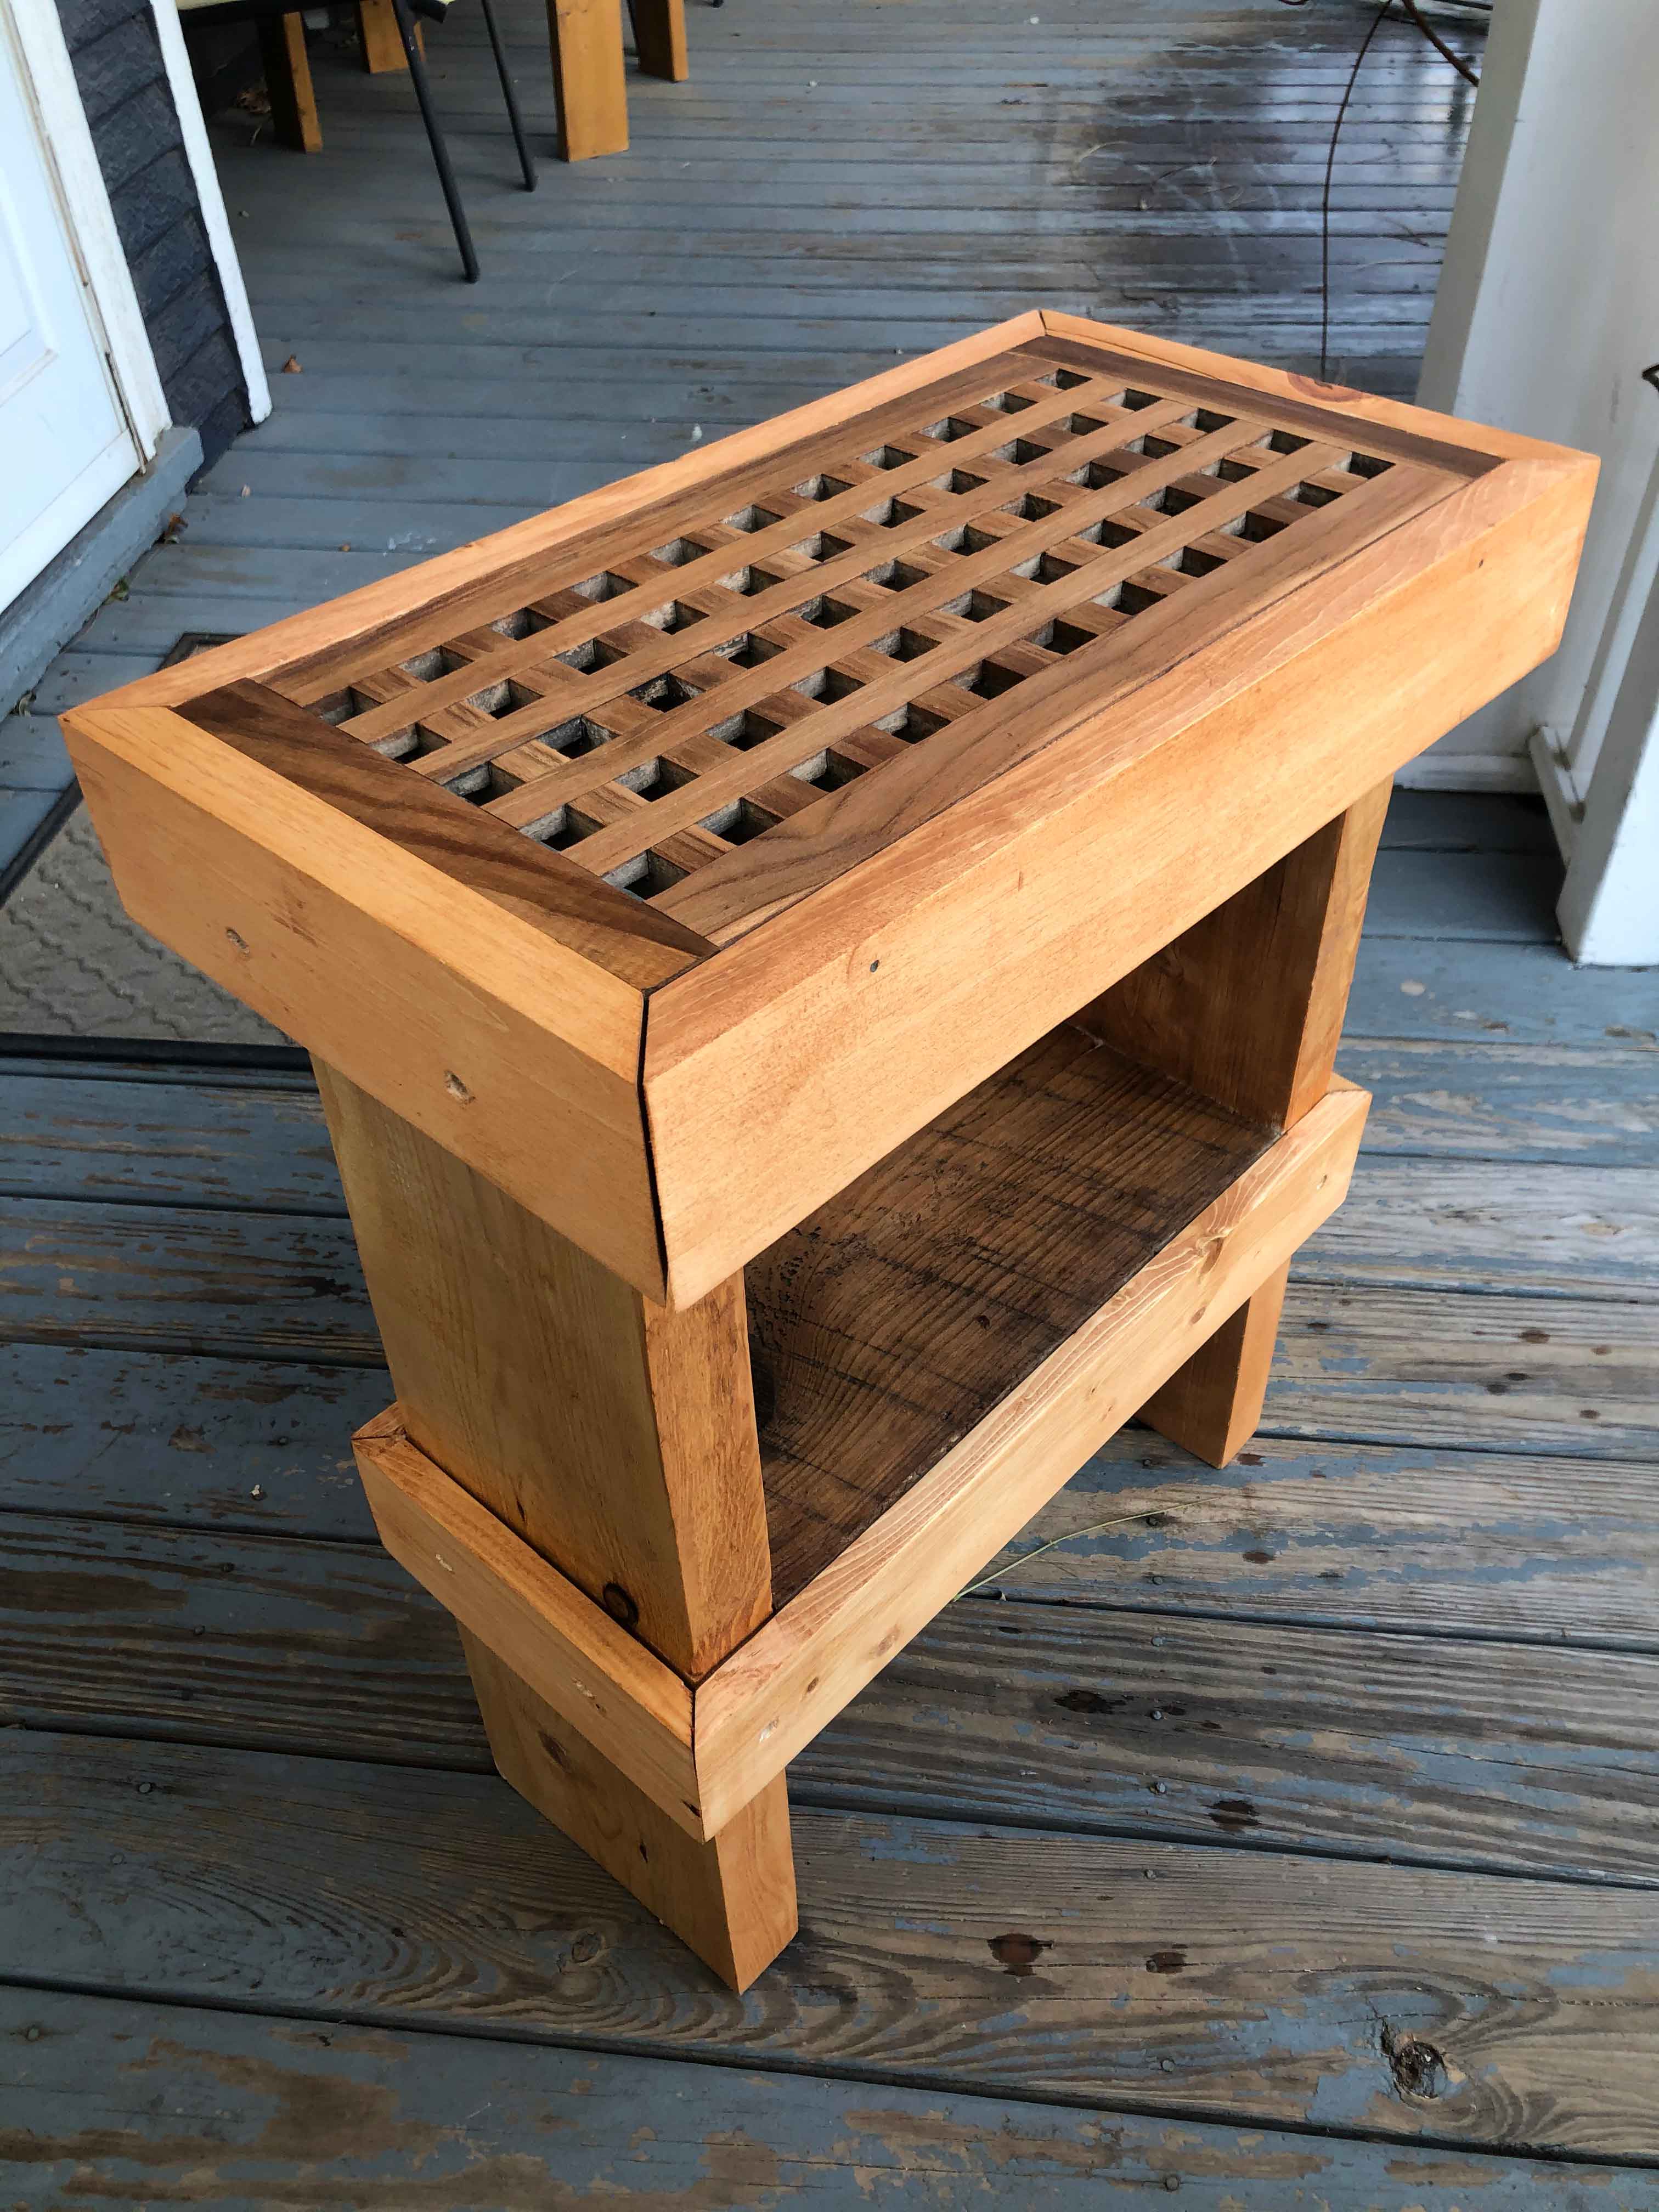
[356,0,418,71]
[257,14,321,153]
[462,1632,795,1991]
[60,703,669,1297]
[317,1062,771,1683]
[353,1412,702,1830]
[1137,1260,1290,1467]
[632,0,687,80]
[1087,780,1392,1129]
[549,0,629,159]
[644,437,1592,1304]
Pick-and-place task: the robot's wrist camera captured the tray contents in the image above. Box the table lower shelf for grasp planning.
[748,1023,1276,1608]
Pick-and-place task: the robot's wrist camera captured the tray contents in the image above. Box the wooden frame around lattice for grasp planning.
[62,311,1595,1307]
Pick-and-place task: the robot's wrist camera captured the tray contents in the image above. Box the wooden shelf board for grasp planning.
[748,1024,1273,1607]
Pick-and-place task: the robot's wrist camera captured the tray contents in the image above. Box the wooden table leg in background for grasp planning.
[548,0,629,159]
[256,12,321,153]
[1092,781,1393,1465]
[314,1059,797,1990]
[357,0,420,74]
[632,0,687,81]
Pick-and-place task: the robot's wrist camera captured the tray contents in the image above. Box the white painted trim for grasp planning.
[2,0,170,460]
[1392,752,1540,797]
[1527,727,1583,865]
[1556,447,1659,967]
[150,0,272,426]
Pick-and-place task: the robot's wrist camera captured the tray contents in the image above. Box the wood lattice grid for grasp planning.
[269,347,1437,911]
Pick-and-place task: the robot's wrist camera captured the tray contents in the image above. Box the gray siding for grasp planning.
[55,0,249,470]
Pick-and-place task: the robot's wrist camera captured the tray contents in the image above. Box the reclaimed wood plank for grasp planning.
[5,1984,1632,2211]
[4,1730,1655,2157]
[7,1511,1659,1882]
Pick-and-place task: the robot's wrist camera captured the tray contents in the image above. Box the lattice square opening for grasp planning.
[639,601,709,634]
[573,572,636,601]
[616,758,699,800]
[718,634,785,670]
[723,566,787,597]
[793,532,856,564]
[558,639,628,673]
[937,589,1008,623]
[868,628,938,663]
[631,675,703,713]
[608,850,688,898]
[726,505,785,534]
[538,716,616,759]
[866,559,930,591]
[793,668,865,703]
[957,659,1026,700]
[862,444,916,470]
[709,709,786,751]
[878,704,949,743]
[651,540,712,569]
[800,595,858,629]
[795,475,854,503]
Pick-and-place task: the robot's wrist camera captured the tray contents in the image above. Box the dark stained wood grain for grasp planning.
[749,1025,1272,1604]
[7,1729,1658,2158]
[8,1984,1631,2210]
[176,681,712,988]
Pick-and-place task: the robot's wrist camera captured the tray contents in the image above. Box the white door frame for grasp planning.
[1413,0,1659,961]
[3,0,172,468]
[149,0,271,426]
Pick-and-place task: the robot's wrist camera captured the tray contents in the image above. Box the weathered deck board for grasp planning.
[8,1511,1659,1884]
[4,1344,1655,1640]
[8,1985,1637,2212]
[2,1159,1648,1373]
[5,1730,1656,2159]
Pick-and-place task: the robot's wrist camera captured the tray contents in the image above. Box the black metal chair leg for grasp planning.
[477,0,537,192]
[390,0,479,281]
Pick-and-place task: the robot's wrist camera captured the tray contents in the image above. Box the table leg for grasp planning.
[548,0,629,159]
[314,1058,795,1988]
[1088,780,1392,1462]
[357,0,421,72]
[632,0,688,80]
[462,1630,795,1989]
[257,13,322,153]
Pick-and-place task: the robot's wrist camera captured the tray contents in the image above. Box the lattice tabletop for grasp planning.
[257,335,1460,942]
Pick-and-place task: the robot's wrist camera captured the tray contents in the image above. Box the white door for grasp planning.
[0,3,142,612]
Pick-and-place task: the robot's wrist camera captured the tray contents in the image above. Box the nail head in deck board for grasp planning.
[10,1988,1641,2212]
[7,1731,1659,2157]
[9,1513,1659,1886]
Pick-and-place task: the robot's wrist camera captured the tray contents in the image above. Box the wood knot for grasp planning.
[601,1583,640,1629]
[1381,2024,1450,2100]
[988,1931,1049,1978]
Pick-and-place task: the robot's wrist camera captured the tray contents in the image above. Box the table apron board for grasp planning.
[352,1080,1368,1839]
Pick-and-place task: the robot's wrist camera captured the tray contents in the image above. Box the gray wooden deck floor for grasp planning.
[9,0,1659,2203]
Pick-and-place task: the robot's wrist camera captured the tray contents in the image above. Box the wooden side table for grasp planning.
[63,314,1594,1991]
